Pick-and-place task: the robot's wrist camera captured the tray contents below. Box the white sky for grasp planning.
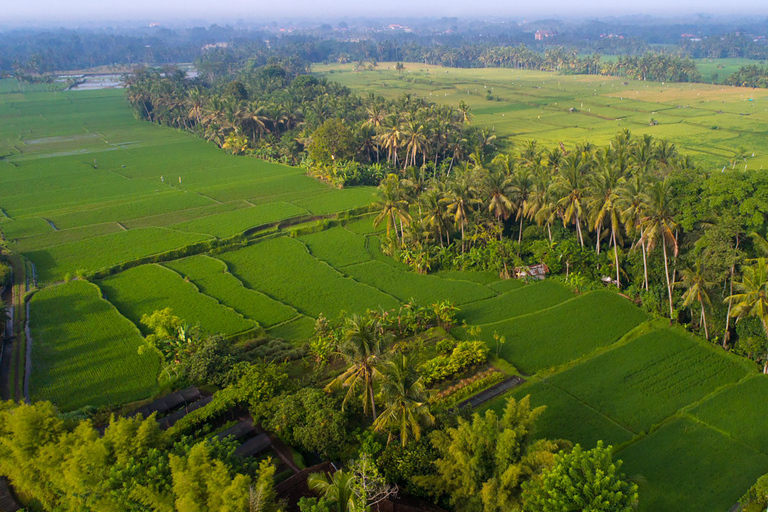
[5,0,768,23]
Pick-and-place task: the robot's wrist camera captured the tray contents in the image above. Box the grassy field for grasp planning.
[547,328,752,433]
[688,374,768,453]
[97,264,256,336]
[28,280,160,411]
[456,279,574,325]
[479,380,634,448]
[0,85,375,283]
[163,255,298,328]
[315,63,768,171]
[618,417,768,512]
[457,291,647,374]
[219,236,401,318]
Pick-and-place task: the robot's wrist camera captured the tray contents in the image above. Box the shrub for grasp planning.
[420,340,489,385]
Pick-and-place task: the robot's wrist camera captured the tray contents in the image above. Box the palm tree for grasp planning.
[373,354,434,446]
[677,261,714,340]
[308,471,363,512]
[374,174,412,244]
[726,258,768,373]
[326,314,391,419]
[642,178,679,320]
[421,188,450,247]
[443,171,481,253]
[510,167,533,244]
[553,152,589,246]
[484,169,514,239]
[587,164,625,287]
[618,173,650,290]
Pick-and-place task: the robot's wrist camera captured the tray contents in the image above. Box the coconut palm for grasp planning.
[373,353,434,446]
[510,167,533,244]
[587,164,625,287]
[308,471,363,512]
[443,171,481,253]
[726,258,768,373]
[618,173,650,290]
[642,178,679,320]
[374,174,412,244]
[553,152,590,246]
[326,314,391,419]
[484,169,514,239]
[676,260,714,340]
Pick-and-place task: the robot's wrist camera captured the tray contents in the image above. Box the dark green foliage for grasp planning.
[377,436,439,498]
[307,119,357,166]
[253,388,349,458]
[182,335,239,386]
[523,442,638,512]
[419,340,489,385]
[0,261,11,288]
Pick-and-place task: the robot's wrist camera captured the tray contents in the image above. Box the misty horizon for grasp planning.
[5,0,768,27]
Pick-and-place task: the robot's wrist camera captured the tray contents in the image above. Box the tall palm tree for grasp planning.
[642,178,679,320]
[374,174,412,244]
[443,171,481,253]
[326,314,391,419]
[373,354,434,446]
[484,169,514,239]
[510,167,533,244]
[553,152,589,246]
[308,471,363,512]
[677,261,714,340]
[726,258,768,373]
[618,173,650,290]
[587,164,625,287]
[421,188,450,247]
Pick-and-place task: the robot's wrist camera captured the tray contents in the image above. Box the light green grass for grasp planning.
[219,237,400,318]
[98,264,256,336]
[618,417,768,512]
[29,280,160,411]
[169,201,307,237]
[26,227,212,282]
[299,226,372,268]
[14,222,125,252]
[457,291,646,374]
[478,380,634,448]
[163,255,296,328]
[456,280,574,325]
[266,315,317,341]
[343,260,496,305]
[548,328,752,433]
[688,374,768,453]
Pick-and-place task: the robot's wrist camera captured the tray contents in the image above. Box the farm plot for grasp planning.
[26,227,211,282]
[547,328,753,433]
[29,280,160,411]
[343,260,496,306]
[219,236,400,319]
[121,200,252,229]
[478,381,633,448]
[0,216,53,240]
[618,417,768,512]
[289,186,376,215]
[298,227,372,268]
[168,201,307,238]
[688,374,768,453]
[458,291,646,374]
[432,270,503,285]
[14,222,125,252]
[266,315,317,341]
[342,215,383,235]
[457,280,574,325]
[163,255,297,328]
[98,264,256,336]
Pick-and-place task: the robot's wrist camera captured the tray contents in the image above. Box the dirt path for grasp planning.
[0,286,12,400]
[458,375,526,409]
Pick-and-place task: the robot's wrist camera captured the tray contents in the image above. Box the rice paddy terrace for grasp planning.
[1,74,768,512]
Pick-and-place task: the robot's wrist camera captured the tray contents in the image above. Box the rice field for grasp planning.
[456,279,574,325]
[163,255,297,328]
[97,264,256,336]
[28,280,160,411]
[315,63,768,171]
[457,290,647,374]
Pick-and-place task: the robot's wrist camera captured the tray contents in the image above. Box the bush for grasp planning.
[420,340,489,385]
[0,261,11,289]
[253,388,349,458]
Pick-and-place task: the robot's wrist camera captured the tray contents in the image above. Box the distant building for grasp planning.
[201,42,230,51]
[535,30,556,41]
[680,33,701,41]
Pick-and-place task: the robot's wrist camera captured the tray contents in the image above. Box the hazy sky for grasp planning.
[6,0,768,23]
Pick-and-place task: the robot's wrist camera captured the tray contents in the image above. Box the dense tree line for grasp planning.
[725,64,768,88]
[369,129,768,370]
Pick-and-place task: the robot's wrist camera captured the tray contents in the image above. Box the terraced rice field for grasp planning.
[97,264,256,336]
[28,280,160,410]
